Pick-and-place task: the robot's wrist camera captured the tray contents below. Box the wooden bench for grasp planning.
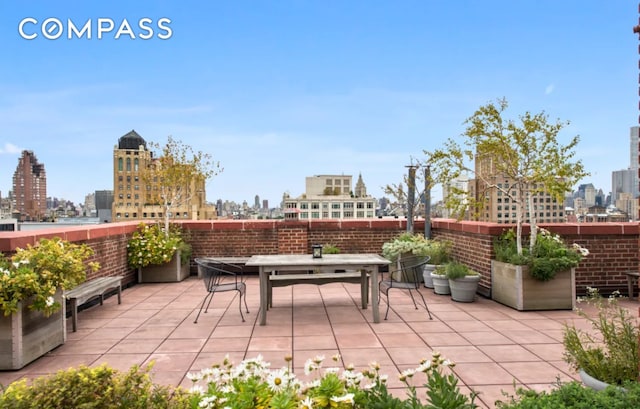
[268,271,369,308]
[64,276,123,332]
[625,271,640,300]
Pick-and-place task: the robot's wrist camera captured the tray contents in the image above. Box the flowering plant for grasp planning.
[494,228,589,281]
[0,237,99,316]
[382,233,431,262]
[127,223,191,269]
[187,352,478,409]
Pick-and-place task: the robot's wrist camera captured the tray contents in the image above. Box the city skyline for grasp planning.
[0,1,637,205]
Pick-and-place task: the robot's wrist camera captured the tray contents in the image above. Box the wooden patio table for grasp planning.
[246,254,390,325]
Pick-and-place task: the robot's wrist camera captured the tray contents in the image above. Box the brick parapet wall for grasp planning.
[1,219,638,297]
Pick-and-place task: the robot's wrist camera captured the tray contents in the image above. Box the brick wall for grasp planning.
[1,219,638,297]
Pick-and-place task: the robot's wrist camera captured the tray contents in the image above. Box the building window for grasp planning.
[331,211,340,218]
[311,212,320,218]
[118,158,123,171]
[126,158,131,171]
[134,158,139,171]
[311,202,319,209]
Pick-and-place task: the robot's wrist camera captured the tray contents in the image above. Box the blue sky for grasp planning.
[0,1,637,206]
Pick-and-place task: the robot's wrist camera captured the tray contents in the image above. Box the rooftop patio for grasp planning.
[1,275,632,409]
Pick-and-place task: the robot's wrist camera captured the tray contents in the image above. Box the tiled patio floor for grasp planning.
[1,276,635,408]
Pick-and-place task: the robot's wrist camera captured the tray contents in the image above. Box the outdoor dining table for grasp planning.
[246,254,390,325]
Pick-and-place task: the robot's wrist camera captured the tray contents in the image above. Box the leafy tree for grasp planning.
[425,98,588,256]
[142,136,222,234]
[384,164,429,232]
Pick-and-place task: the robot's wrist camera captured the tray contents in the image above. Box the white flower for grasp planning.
[304,358,318,375]
[189,385,205,394]
[267,368,290,392]
[299,396,314,409]
[417,359,432,372]
[45,296,55,307]
[330,393,354,404]
[186,371,203,382]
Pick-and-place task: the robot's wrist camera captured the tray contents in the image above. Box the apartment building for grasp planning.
[471,153,565,224]
[283,174,377,220]
[12,150,47,221]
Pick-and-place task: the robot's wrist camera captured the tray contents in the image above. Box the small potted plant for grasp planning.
[0,237,100,369]
[430,264,450,295]
[445,261,480,303]
[127,223,192,283]
[562,287,639,389]
[422,239,452,288]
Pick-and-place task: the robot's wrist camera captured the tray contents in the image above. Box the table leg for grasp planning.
[360,270,367,309]
[371,266,379,323]
[259,266,267,325]
[71,298,78,332]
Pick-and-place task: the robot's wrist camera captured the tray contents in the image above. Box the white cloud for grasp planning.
[545,84,555,95]
[0,143,21,154]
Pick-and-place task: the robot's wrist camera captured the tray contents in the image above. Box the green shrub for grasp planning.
[423,239,452,265]
[562,287,639,385]
[495,380,640,409]
[0,363,190,408]
[444,262,478,280]
[322,244,341,254]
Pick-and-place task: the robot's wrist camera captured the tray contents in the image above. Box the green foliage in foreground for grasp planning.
[495,380,640,409]
[0,363,191,408]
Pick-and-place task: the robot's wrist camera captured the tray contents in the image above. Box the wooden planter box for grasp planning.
[138,250,190,283]
[491,260,575,311]
[0,290,66,370]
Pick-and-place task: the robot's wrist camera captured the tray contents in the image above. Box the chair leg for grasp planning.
[194,293,214,323]
[204,290,216,314]
[414,289,433,320]
[237,290,246,322]
[383,290,391,320]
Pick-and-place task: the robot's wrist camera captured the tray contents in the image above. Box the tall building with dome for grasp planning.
[112,130,216,222]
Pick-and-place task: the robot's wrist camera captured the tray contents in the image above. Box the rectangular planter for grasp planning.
[491,260,575,311]
[138,250,190,283]
[0,290,66,370]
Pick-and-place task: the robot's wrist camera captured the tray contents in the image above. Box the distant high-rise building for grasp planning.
[612,169,635,202]
[630,126,640,198]
[442,175,469,219]
[112,130,216,222]
[95,190,114,222]
[12,150,47,221]
[471,153,565,223]
[262,199,268,210]
[84,193,96,217]
[254,195,260,209]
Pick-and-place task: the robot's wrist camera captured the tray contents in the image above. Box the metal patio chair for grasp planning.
[379,255,433,320]
[194,258,249,323]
